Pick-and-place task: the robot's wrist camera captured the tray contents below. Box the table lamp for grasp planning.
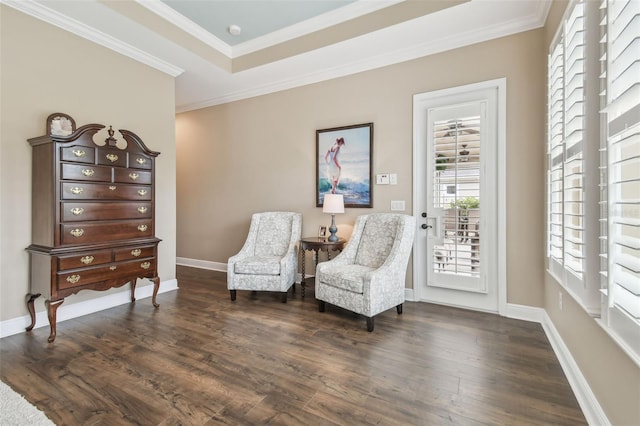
[323,194,344,242]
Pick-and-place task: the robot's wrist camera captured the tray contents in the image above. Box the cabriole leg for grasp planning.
[151,276,160,308]
[45,299,64,343]
[130,280,137,302]
[25,293,41,332]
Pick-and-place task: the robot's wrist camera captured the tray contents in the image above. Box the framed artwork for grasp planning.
[316,122,373,208]
[318,226,327,238]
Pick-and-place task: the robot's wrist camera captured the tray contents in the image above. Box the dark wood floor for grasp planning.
[0,266,586,425]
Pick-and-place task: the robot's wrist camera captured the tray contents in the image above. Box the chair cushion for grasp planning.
[234,256,281,275]
[318,264,375,294]
[354,215,399,268]
[255,214,293,257]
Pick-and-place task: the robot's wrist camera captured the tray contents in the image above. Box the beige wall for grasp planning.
[176,28,546,307]
[0,6,177,321]
[541,1,640,425]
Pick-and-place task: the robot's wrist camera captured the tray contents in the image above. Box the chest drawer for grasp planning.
[57,258,156,290]
[61,202,152,222]
[97,149,127,167]
[115,245,155,261]
[61,220,153,245]
[58,250,112,270]
[60,146,95,164]
[61,163,112,183]
[129,154,152,170]
[114,169,151,185]
[61,183,152,201]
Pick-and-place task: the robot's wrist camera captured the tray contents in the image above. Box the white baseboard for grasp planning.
[503,302,545,323]
[540,311,610,426]
[176,257,226,271]
[0,279,178,339]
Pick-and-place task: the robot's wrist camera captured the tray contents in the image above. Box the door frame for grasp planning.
[412,78,507,315]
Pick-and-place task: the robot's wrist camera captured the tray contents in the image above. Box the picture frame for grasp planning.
[316,122,373,208]
[318,226,327,238]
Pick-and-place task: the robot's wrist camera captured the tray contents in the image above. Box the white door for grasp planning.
[413,80,505,313]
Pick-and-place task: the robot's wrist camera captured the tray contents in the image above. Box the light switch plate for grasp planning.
[376,174,390,185]
[389,174,397,185]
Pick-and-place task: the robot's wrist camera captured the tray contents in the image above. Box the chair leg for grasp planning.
[396,304,403,314]
[230,290,236,301]
[281,292,287,303]
[291,283,296,293]
[318,300,325,312]
[366,316,374,332]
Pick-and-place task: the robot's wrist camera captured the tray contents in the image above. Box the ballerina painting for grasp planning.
[316,123,373,208]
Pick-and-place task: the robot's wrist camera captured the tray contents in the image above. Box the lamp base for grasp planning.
[328,214,338,242]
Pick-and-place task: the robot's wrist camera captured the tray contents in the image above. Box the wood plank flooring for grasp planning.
[0,266,587,425]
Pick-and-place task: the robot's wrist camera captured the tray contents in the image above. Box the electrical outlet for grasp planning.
[558,291,563,311]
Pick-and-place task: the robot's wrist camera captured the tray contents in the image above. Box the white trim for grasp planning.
[135,0,232,58]
[541,311,611,426]
[231,0,404,57]
[0,279,179,339]
[176,16,542,112]
[1,0,184,77]
[404,288,415,302]
[503,303,545,323]
[176,257,227,272]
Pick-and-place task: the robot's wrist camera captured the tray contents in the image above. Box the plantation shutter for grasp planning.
[548,39,565,276]
[563,3,587,281]
[601,0,640,354]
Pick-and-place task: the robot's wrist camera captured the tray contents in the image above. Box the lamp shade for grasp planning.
[323,194,344,214]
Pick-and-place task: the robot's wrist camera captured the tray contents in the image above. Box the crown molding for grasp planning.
[135,0,233,58]
[1,0,184,77]
[175,6,547,113]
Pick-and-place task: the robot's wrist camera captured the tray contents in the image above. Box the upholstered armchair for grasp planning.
[227,212,302,303]
[315,213,416,331]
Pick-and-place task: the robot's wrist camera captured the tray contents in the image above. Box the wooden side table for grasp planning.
[300,237,346,297]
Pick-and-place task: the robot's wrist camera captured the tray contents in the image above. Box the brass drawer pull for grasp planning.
[137,225,148,232]
[81,169,95,177]
[137,207,148,214]
[70,187,83,195]
[109,185,117,190]
[106,153,118,162]
[129,173,139,180]
[138,189,147,196]
[66,275,80,284]
[70,228,84,237]
[72,149,86,157]
[109,266,117,271]
[140,262,151,270]
[136,158,147,165]
[80,255,94,264]
[70,207,84,215]
[131,249,142,257]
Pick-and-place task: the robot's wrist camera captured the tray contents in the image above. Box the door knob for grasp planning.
[421,224,432,229]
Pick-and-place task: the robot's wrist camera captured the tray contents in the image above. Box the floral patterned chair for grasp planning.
[315,213,416,331]
[227,212,302,303]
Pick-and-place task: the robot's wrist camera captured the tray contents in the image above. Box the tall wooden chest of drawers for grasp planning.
[26,113,161,342]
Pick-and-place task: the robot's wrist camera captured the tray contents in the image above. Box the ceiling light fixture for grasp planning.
[228,25,242,36]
